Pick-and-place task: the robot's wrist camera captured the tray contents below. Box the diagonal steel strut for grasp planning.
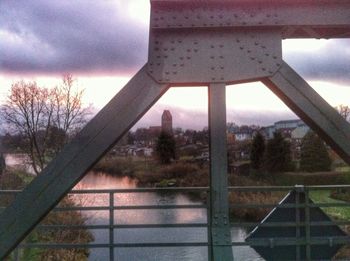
[263,61,350,164]
[0,65,169,259]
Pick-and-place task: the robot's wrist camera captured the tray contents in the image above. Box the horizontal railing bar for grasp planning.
[20,242,209,249]
[231,220,350,227]
[35,223,208,230]
[53,204,207,212]
[229,186,294,192]
[113,223,208,229]
[237,236,350,247]
[3,185,350,195]
[113,204,206,210]
[21,236,350,249]
[54,206,109,211]
[230,202,350,209]
[228,185,350,191]
[69,187,209,194]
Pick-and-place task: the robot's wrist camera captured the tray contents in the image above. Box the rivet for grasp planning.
[210,56,215,59]
[240,46,244,50]
[212,77,216,81]
[187,56,191,60]
[262,68,266,71]
[173,64,177,67]
[180,57,184,60]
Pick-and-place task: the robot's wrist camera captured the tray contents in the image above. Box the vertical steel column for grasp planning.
[208,84,234,261]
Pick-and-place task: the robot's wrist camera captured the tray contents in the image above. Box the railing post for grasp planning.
[208,84,234,261]
[109,192,114,261]
[295,189,301,261]
[305,188,311,260]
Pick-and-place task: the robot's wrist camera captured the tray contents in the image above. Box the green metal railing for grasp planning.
[2,185,350,260]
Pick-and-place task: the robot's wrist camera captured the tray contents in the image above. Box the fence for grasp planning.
[1,185,350,260]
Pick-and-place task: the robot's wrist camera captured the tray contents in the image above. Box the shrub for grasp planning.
[300,131,331,172]
[264,132,292,180]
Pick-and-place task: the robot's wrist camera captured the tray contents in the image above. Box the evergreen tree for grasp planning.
[300,131,331,172]
[155,131,176,164]
[250,132,265,170]
[265,132,292,174]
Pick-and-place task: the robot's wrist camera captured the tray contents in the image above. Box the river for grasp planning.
[75,172,263,261]
[4,154,262,260]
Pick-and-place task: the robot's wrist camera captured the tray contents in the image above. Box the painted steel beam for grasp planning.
[0,66,169,259]
[150,0,350,39]
[263,61,350,164]
[208,84,233,260]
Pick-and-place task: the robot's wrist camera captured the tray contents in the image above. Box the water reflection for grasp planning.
[74,172,262,261]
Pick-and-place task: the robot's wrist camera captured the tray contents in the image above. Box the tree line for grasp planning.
[250,130,332,178]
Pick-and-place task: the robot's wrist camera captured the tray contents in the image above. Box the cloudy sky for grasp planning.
[1,0,349,130]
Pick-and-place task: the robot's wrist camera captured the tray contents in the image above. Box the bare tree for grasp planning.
[1,76,91,174]
[336,104,350,122]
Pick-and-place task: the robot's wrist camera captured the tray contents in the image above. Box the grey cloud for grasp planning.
[0,0,349,82]
[284,40,350,84]
[0,0,149,74]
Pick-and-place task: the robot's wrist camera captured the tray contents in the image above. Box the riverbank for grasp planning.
[94,156,350,220]
[0,168,93,260]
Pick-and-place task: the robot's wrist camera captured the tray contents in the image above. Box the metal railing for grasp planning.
[2,185,350,260]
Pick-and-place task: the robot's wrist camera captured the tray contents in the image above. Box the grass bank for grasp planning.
[0,168,93,261]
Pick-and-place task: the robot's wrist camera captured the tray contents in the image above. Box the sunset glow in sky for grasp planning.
[1,0,349,129]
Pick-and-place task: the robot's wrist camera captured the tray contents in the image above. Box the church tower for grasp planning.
[161,110,173,134]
